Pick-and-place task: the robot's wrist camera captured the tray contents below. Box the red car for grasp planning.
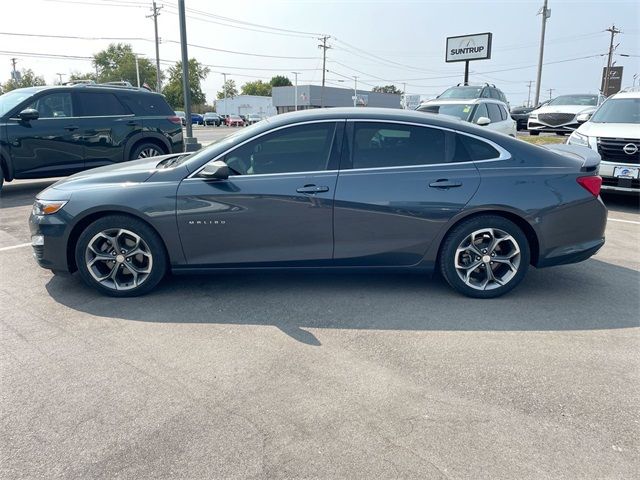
[226,115,244,127]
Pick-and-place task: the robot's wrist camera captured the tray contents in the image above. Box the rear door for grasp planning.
[332,121,481,266]
[75,91,137,168]
[176,121,343,266]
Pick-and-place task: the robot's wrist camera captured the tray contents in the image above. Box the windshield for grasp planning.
[438,86,483,100]
[548,95,598,106]
[590,98,640,124]
[417,103,473,121]
[0,88,36,116]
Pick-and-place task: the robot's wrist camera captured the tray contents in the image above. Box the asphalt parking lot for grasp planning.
[1,149,639,478]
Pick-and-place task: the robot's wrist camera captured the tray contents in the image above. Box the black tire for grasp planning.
[555,132,567,136]
[75,215,167,297]
[0,163,4,193]
[131,142,165,160]
[439,215,530,299]
[529,131,539,136]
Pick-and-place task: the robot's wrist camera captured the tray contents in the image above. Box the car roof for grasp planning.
[419,98,506,106]
[9,84,162,97]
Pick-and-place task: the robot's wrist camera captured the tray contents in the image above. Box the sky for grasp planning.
[1,0,639,107]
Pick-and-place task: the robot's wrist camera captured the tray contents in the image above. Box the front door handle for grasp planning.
[126,120,139,126]
[429,179,463,189]
[296,185,329,194]
[64,125,79,131]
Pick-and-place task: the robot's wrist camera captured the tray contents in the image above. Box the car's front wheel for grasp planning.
[132,142,165,160]
[439,215,530,298]
[75,215,167,297]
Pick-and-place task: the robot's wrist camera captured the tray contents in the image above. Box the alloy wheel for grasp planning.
[85,228,153,291]
[454,228,521,291]
[137,147,161,158]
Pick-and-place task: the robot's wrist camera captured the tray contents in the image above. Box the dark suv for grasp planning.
[0,84,183,190]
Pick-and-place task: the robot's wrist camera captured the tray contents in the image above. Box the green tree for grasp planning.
[240,80,271,96]
[372,85,403,94]
[270,75,292,87]
[93,43,160,89]
[217,79,238,99]
[162,59,210,109]
[1,69,46,92]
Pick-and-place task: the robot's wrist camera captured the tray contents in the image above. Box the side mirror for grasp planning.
[198,160,229,180]
[476,116,491,126]
[576,112,591,123]
[18,108,39,122]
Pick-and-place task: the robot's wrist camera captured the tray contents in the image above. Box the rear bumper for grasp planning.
[536,237,605,268]
[599,162,640,193]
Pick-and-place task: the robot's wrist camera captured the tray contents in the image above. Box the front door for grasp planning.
[176,121,343,266]
[333,121,481,266]
[6,91,85,178]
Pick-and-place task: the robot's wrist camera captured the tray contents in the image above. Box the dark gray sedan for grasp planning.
[29,108,607,298]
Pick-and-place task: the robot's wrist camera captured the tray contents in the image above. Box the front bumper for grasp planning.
[599,162,640,193]
[29,211,72,272]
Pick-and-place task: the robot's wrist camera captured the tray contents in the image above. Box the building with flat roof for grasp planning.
[215,95,276,117]
[272,85,401,114]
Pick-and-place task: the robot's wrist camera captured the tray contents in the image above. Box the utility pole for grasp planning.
[353,76,358,107]
[222,73,227,115]
[134,54,140,87]
[318,35,331,107]
[403,82,407,109]
[177,0,200,151]
[292,71,300,111]
[534,0,550,106]
[603,24,621,96]
[56,73,64,85]
[95,64,99,82]
[527,80,533,107]
[147,1,163,93]
[10,58,17,81]
[547,88,554,100]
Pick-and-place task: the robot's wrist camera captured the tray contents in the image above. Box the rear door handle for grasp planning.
[429,179,463,189]
[296,185,330,194]
[64,125,79,131]
[126,120,139,126]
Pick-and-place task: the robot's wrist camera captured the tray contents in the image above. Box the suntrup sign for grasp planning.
[446,33,492,63]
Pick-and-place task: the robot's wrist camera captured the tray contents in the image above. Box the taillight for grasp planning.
[167,115,182,124]
[577,175,602,196]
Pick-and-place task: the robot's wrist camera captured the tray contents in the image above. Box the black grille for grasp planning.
[597,137,640,165]
[538,113,576,126]
[602,176,640,190]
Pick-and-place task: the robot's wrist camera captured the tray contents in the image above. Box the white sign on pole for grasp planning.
[446,32,492,63]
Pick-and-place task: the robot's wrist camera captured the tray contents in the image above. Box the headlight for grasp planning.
[567,131,590,147]
[528,113,537,120]
[32,200,67,216]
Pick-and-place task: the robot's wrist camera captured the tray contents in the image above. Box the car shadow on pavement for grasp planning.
[45,258,640,346]
[0,179,59,209]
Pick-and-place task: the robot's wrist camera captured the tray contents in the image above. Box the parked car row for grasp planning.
[173,111,265,127]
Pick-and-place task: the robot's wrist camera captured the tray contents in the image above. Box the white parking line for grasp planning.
[609,218,640,225]
[0,242,31,252]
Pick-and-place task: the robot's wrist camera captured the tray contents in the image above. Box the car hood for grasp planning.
[50,153,183,192]
[575,121,640,139]
[531,105,596,115]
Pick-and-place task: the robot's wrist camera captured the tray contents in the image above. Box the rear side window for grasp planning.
[77,92,128,116]
[498,105,509,120]
[486,103,503,123]
[119,93,174,116]
[454,134,501,162]
[352,122,446,168]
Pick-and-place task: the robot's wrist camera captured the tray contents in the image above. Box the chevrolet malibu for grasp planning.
[30,108,607,298]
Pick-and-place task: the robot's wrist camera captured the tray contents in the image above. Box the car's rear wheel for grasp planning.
[439,216,530,298]
[75,215,167,297]
[132,142,165,160]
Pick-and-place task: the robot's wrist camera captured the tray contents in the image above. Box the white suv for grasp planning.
[567,88,640,194]
[416,98,516,137]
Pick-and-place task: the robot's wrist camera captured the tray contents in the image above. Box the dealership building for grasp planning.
[272,85,401,114]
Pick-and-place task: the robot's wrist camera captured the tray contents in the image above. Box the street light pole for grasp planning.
[177,0,200,151]
[292,72,300,111]
[134,54,140,87]
[222,72,227,116]
[534,0,550,106]
[353,76,358,107]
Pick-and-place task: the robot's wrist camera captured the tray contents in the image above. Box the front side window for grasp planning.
[28,92,73,118]
[352,122,446,169]
[486,103,503,123]
[223,122,336,175]
[77,92,129,116]
[472,103,489,122]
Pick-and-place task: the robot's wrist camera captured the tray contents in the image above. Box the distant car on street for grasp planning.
[203,112,222,126]
[417,98,516,136]
[528,94,605,135]
[190,113,204,125]
[226,115,244,127]
[0,83,183,191]
[245,114,262,125]
[174,110,186,125]
[510,106,535,131]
